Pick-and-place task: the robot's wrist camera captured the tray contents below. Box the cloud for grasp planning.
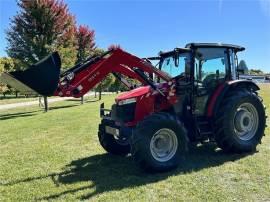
[259,0,270,18]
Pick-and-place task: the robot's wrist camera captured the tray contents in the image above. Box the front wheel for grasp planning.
[98,119,130,155]
[131,112,188,172]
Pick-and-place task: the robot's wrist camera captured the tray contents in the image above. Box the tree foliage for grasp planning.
[108,44,122,51]
[76,25,96,63]
[4,1,130,97]
[6,0,77,69]
[249,69,264,75]
[90,48,115,98]
[0,57,16,95]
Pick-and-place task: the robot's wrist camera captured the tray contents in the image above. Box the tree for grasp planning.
[91,48,115,99]
[76,25,96,63]
[238,60,248,74]
[0,60,7,96]
[6,0,78,111]
[6,0,77,69]
[96,74,115,100]
[75,25,96,103]
[0,57,16,97]
[249,69,264,75]
[108,44,122,51]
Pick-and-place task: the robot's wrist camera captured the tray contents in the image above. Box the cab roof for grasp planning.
[158,42,245,57]
[159,48,190,57]
[185,43,245,52]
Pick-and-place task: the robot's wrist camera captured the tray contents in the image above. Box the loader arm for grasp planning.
[55,48,171,97]
[0,48,171,98]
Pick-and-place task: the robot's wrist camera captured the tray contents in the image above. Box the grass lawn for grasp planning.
[0,86,269,201]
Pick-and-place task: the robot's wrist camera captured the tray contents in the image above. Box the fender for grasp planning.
[206,80,260,117]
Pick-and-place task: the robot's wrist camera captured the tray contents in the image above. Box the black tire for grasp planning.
[131,112,188,172]
[214,89,266,153]
[98,119,130,155]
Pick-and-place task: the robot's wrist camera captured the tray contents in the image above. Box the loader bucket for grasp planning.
[0,52,61,96]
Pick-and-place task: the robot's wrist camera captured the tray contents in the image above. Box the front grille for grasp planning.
[115,103,136,122]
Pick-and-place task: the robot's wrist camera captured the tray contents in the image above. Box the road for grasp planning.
[0,92,114,111]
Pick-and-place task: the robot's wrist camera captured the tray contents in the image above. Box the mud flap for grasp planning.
[0,52,61,96]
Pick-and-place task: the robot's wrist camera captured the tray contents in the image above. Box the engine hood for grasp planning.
[116,86,151,101]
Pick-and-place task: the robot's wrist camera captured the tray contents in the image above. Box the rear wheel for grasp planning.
[131,112,188,172]
[98,119,130,155]
[214,89,266,152]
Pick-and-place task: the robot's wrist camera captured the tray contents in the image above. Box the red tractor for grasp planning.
[1,43,267,172]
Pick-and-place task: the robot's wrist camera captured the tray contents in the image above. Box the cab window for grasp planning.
[195,48,229,84]
[160,52,191,78]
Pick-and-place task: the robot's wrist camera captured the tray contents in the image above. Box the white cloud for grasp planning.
[259,0,270,18]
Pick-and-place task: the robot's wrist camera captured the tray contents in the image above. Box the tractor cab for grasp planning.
[157,43,246,116]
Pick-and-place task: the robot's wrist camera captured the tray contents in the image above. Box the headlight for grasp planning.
[118,98,136,106]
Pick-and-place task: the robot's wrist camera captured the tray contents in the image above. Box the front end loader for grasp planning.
[1,43,267,172]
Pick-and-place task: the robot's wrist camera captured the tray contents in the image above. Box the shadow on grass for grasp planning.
[85,98,100,103]
[0,104,78,120]
[65,98,100,103]
[1,143,253,200]
[48,104,79,110]
[0,110,40,120]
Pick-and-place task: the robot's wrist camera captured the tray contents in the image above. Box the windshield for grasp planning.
[160,52,191,77]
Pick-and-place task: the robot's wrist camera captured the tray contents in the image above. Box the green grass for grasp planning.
[0,87,269,201]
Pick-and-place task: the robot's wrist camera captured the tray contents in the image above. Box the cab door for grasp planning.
[193,47,230,115]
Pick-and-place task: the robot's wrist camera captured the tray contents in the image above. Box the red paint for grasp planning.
[52,48,178,126]
[206,83,225,117]
[54,49,170,98]
[116,86,151,101]
[121,82,177,127]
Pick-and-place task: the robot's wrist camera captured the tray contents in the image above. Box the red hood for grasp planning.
[116,86,151,101]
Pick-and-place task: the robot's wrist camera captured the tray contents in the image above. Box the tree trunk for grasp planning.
[80,96,84,104]
[94,90,97,98]
[15,91,18,98]
[44,96,48,112]
[99,88,102,100]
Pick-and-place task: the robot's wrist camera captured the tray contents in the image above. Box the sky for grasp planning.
[0,0,270,72]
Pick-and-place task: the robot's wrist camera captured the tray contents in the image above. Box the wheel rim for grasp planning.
[150,128,178,162]
[233,102,259,141]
